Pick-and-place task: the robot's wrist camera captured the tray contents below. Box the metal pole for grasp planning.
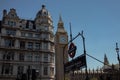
[63,32,81,80]
[80,31,88,80]
[70,22,72,42]
[116,43,120,71]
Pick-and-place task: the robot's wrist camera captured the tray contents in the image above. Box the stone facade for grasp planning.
[55,16,68,80]
[0,5,55,80]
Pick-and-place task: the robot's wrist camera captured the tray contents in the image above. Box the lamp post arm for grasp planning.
[69,32,81,43]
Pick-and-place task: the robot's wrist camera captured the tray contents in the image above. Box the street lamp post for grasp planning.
[115,43,120,71]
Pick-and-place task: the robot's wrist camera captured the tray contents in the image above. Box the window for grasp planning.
[3,52,14,60]
[50,67,54,76]
[35,34,40,38]
[20,41,25,49]
[21,32,25,37]
[45,26,48,31]
[43,43,48,50]
[1,63,13,75]
[28,42,33,49]
[34,54,40,61]
[29,23,33,29]
[50,54,54,63]
[35,43,41,50]
[11,14,15,17]
[6,29,16,36]
[51,44,54,51]
[44,12,47,15]
[43,34,48,39]
[27,53,32,61]
[42,18,47,23]
[17,66,24,74]
[5,39,14,47]
[19,53,24,61]
[28,33,33,38]
[22,24,26,29]
[43,66,48,75]
[44,54,48,62]
[8,21,16,26]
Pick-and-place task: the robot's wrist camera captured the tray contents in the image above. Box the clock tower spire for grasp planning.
[55,15,68,80]
[57,15,66,33]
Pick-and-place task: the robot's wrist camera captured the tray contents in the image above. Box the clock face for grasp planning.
[60,36,67,43]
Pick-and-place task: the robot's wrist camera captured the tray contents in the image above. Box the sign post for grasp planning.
[63,31,88,80]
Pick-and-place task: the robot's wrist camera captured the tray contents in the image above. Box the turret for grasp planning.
[3,9,7,17]
[35,5,53,30]
[35,5,52,19]
[104,54,109,65]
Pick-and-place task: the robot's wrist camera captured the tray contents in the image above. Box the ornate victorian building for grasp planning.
[0,5,55,80]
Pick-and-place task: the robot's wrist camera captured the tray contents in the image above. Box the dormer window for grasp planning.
[7,8,18,19]
[29,22,33,29]
[11,14,15,18]
[44,12,47,15]
[8,21,16,26]
[20,20,27,29]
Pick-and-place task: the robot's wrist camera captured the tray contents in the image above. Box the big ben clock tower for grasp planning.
[55,16,68,80]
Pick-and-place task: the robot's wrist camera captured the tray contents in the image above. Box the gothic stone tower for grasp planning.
[55,16,68,80]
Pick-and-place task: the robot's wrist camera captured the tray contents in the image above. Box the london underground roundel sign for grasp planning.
[68,42,77,58]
